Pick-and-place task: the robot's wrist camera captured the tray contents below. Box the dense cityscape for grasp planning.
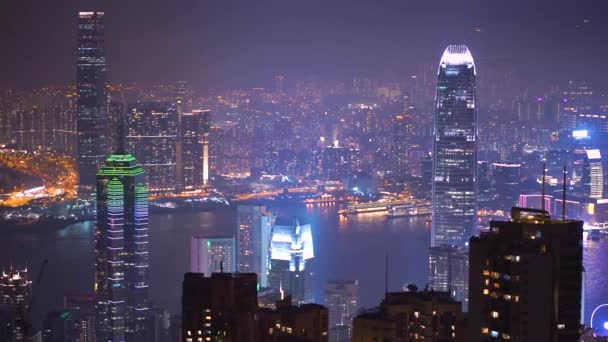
[1,1,608,341]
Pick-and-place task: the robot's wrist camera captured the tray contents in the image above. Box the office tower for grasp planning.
[54,92,78,158]
[325,280,359,342]
[428,246,469,309]
[0,268,31,341]
[181,272,258,342]
[190,236,236,275]
[126,102,178,194]
[236,205,275,287]
[181,110,211,189]
[583,149,603,199]
[393,115,413,177]
[431,44,478,247]
[64,295,96,342]
[175,81,187,189]
[268,217,315,304]
[492,162,521,207]
[77,12,108,191]
[422,154,433,193]
[273,116,294,151]
[258,296,329,342]
[555,199,582,221]
[469,207,583,341]
[95,150,150,342]
[351,290,464,342]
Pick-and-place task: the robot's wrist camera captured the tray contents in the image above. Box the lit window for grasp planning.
[491,311,499,318]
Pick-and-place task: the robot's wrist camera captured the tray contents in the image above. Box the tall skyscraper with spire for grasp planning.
[77,11,109,192]
[429,45,478,309]
[95,138,150,341]
[431,44,478,247]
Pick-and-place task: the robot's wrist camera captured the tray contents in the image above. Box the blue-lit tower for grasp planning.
[429,45,477,310]
[431,45,478,247]
[95,149,149,341]
[77,12,109,192]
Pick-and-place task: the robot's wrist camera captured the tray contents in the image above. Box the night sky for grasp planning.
[1,0,607,89]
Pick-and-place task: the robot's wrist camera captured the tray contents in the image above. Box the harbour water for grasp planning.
[1,202,606,329]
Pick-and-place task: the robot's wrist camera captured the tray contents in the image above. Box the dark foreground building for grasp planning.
[352,290,465,342]
[181,272,258,341]
[258,295,329,342]
[469,207,583,341]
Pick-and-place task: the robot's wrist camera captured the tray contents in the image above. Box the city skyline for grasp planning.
[1,2,607,341]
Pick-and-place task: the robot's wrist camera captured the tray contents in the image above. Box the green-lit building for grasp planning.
[95,153,149,342]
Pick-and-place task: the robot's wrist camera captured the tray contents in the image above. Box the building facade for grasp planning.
[236,205,275,287]
[77,12,108,191]
[268,218,315,304]
[469,207,583,341]
[95,152,150,342]
[325,280,359,341]
[126,102,178,194]
[190,236,236,275]
[431,44,478,247]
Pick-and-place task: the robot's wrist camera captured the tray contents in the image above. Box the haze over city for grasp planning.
[0,1,608,342]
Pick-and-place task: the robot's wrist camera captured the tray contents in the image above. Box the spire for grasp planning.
[116,91,128,154]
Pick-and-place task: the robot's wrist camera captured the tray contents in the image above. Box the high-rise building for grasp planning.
[431,44,478,247]
[236,205,275,287]
[258,296,329,342]
[428,246,469,310]
[268,217,315,304]
[175,81,187,190]
[469,207,583,341]
[0,268,31,341]
[77,12,108,191]
[492,163,521,207]
[393,115,413,177]
[325,280,359,341]
[95,151,150,342]
[181,110,211,189]
[181,272,258,342]
[422,154,433,193]
[190,236,236,275]
[352,290,464,342]
[583,149,603,199]
[126,102,178,194]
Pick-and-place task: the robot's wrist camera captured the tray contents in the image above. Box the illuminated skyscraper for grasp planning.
[583,149,603,199]
[175,81,187,190]
[431,44,478,247]
[190,236,236,275]
[430,45,477,311]
[268,217,315,304]
[325,280,359,341]
[77,12,108,191]
[0,268,31,341]
[126,102,177,194]
[95,151,149,341]
[181,110,211,189]
[236,205,275,287]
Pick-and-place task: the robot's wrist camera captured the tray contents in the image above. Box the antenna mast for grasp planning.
[562,166,567,220]
[541,163,546,212]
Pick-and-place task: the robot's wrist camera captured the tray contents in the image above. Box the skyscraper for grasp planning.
[583,149,603,199]
[77,12,108,191]
[181,110,211,189]
[0,268,31,341]
[95,151,150,342]
[325,280,359,341]
[268,217,315,304]
[469,207,583,341]
[429,45,477,311]
[431,44,478,247]
[126,102,178,194]
[190,236,236,275]
[175,81,187,190]
[236,205,275,287]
